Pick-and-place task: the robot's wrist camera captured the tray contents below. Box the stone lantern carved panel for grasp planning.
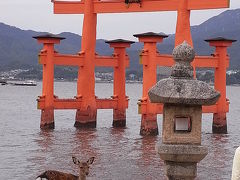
[163,104,202,145]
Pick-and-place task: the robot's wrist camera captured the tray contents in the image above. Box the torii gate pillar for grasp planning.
[75,0,97,128]
[206,38,236,134]
[175,0,193,47]
[134,32,168,135]
[106,40,134,127]
[33,34,65,129]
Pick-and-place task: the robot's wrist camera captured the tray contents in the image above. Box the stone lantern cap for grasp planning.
[148,41,220,105]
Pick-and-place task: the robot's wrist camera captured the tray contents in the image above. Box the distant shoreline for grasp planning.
[2,79,240,86]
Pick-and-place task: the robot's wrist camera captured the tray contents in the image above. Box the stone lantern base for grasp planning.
[157,144,208,180]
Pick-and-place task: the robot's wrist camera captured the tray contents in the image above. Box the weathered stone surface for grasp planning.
[149,78,220,105]
[148,41,220,105]
[157,144,208,163]
[157,144,208,180]
[172,41,195,64]
[164,161,197,180]
[171,41,195,79]
[162,104,202,145]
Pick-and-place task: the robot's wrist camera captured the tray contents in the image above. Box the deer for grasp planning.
[36,156,95,180]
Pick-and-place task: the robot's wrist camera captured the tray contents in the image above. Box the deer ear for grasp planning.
[72,156,80,165]
[87,157,95,165]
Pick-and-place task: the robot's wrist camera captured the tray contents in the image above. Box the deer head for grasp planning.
[72,156,95,180]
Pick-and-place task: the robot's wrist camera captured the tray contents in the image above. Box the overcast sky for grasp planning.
[0,0,239,40]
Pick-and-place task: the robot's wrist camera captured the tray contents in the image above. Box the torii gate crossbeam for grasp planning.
[53,0,229,14]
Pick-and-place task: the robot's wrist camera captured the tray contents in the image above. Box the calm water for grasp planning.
[0,82,239,180]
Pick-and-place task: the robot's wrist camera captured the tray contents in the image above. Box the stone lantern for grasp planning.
[148,41,220,179]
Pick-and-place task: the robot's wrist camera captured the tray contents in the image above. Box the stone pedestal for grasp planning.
[158,144,208,180]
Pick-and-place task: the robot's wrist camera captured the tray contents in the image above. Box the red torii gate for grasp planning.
[35,35,133,129]
[35,0,232,134]
[135,33,235,135]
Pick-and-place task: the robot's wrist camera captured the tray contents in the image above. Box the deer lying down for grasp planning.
[36,156,94,180]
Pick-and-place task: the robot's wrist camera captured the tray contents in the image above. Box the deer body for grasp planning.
[37,170,78,180]
[37,157,94,180]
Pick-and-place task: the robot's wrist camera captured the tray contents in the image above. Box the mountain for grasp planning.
[156,8,240,66]
[0,23,38,70]
[0,24,112,71]
[0,8,240,71]
[191,8,240,68]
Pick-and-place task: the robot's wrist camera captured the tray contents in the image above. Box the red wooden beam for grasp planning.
[54,54,84,66]
[95,56,118,67]
[94,0,179,14]
[194,56,219,68]
[188,0,229,10]
[53,1,84,14]
[155,55,223,68]
[156,54,174,67]
[37,98,122,109]
[138,101,229,114]
[39,54,84,66]
[96,98,118,109]
[53,0,229,14]
[37,98,82,109]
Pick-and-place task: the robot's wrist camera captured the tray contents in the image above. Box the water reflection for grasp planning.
[197,134,232,180]
[37,130,55,152]
[72,129,98,157]
[137,136,165,179]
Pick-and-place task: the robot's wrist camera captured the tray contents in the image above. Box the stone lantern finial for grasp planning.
[171,41,195,79]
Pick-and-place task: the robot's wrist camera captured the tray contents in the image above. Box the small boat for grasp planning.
[12,80,37,86]
[0,80,7,85]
